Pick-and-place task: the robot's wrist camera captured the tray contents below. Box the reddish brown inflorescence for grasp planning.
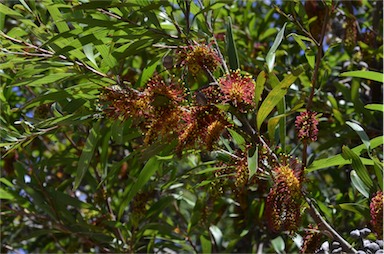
[370,191,383,237]
[218,70,255,111]
[300,224,322,254]
[176,105,228,155]
[265,157,303,233]
[178,43,221,76]
[100,85,148,121]
[295,111,319,142]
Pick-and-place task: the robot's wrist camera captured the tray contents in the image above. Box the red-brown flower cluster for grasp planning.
[142,76,185,144]
[265,157,303,233]
[176,105,228,155]
[295,111,319,142]
[300,224,322,254]
[178,43,221,76]
[100,85,147,121]
[370,191,383,237]
[218,70,255,111]
[100,76,185,145]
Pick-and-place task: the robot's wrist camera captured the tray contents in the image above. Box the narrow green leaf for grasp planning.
[247,147,258,179]
[226,16,239,70]
[228,128,245,150]
[13,73,75,87]
[0,188,14,200]
[73,121,100,190]
[340,71,383,83]
[256,67,304,130]
[307,136,383,172]
[266,23,286,73]
[365,104,383,112]
[0,3,23,17]
[200,235,212,254]
[332,203,367,215]
[254,71,266,108]
[0,10,5,31]
[83,44,98,67]
[46,3,70,33]
[346,121,371,151]
[289,33,315,69]
[350,170,370,198]
[342,146,373,190]
[118,157,160,219]
[138,56,162,87]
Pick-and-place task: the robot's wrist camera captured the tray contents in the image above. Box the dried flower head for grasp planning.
[218,70,255,110]
[144,75,185,106]
[177,105,228,155]
[370,191,383,237]
[295,111,319,142]
[100,85,148,120]
[301,225,322,254]
[265,158,303,233]
[142,76,185,144]
[178,43,220,76]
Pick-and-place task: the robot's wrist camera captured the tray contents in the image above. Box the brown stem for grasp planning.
[304,195,358,253]
[301,4,329,171]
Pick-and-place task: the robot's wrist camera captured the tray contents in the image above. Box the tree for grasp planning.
[0,0,383,253]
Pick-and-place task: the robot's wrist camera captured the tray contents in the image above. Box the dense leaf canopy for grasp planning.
[0,0,383,253]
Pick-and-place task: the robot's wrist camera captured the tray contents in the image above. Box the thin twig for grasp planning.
[301,3,329,171]
[304,195,358,253]
[1,32,109,78]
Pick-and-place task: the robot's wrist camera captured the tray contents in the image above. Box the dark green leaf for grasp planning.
[226,16,239,70]
[73,121,101,190]
[342,146,373,190]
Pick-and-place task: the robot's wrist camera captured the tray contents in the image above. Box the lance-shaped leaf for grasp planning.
[226,16,239,70]
[74,121,100,190]
[307,136,382,172]
[340,71,383,83]
[342,145,373,190]
[266,23,286,73]
[118,157,160,219]
[256,65,305,130]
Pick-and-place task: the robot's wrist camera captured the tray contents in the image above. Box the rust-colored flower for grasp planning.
[100,85,148,120]
[144,75,185,106]
[218,70,255,110]
[178,43,220,76]
[177,105,228,155]
[142,76,185,144]
[265,159,303,233]
[301,225,322,254]
[370,191,383,237]
[295,111,319,142]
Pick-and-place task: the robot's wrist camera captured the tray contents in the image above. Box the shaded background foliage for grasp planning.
[0,0,383,253]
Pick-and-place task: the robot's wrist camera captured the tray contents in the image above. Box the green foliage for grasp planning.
[0,0,383,253]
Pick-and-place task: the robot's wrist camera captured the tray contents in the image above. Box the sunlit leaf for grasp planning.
[266,23,286,73]
[350,170,370,198]
[257,65,305,130]
[307,136,383,172]
[340,71,384,83]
